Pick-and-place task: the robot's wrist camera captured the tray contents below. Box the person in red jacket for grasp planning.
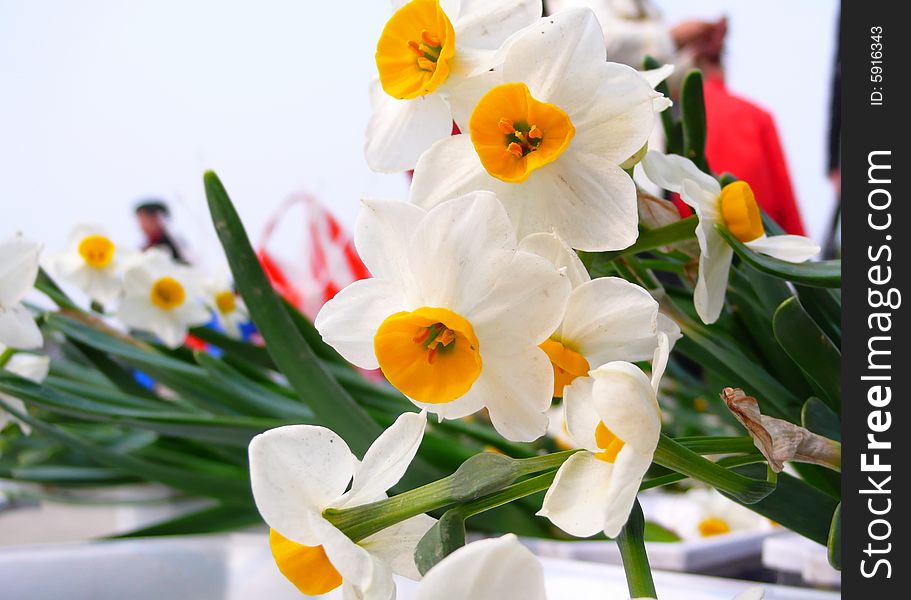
[679,18,807,235]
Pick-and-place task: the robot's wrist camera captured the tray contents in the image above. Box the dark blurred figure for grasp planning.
[135,200,188,263]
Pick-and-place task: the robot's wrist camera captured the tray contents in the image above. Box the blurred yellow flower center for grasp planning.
[215,290,236,314]
[594,421,625,463]
[149,276,185,311]
[540,339,589,398]
[376,0,455,100]
[78,234,116,269]
[469,82,575,183]
[698,517,732,537]
[719,181,764,242]
[269,529,342,596]
[374,306,481,404]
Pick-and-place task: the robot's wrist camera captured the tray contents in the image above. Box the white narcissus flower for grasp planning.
[46,225,132,306]
[0,349,50,435]
[203,272,248,338]
[518,232,680,399]
[315,192,570,442]
[411,9,659,251]
[249,411,435,599]
[367,0,543,172]
[115,249,210,349]
[538,334,669,538]
[417,534,546,600]
[641,150,820,324]
[0,234,43,350]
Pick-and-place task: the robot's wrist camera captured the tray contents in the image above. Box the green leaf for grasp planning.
[204,171,382,457]
[717,226,840,287]
[415,509,467,576]
[113,503,260,538]
[795,285,841,347]
[644,521,682,543]
[828,503,841,570]
[681,70,709,172]
[802,397,841,441]
[773,297,841,412]
[586,216,697,266]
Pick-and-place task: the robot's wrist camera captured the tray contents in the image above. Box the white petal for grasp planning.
[562,376,600,452]
[517,232,590,288]
[745,235,820,263]
[340,411,427,507]
[444,68,501,133]
[570,63,656,164]
[248,425,354,544]
[733,588,766,600]
[365,86,454,173]
[412,388,486,422]
[0,305,43,350]
[465,250,570,353]
[650,332,670,393]
[6,353,50,382]
[503,154,638,251]
[657,313,682,351]
[315,278,406,370]
[407,191,516,312]
[0,235,41,308]
[355,199,426,286]
[589,362,661,455]
[560,277,658,366]
[683,179,731,325]
[409,135,503,213]
[319,520,395,600]
[641,150,720,197]
[0,393,30,435]
[501,9,606,109]
[538,451,615,538]
[81,267,123,306]
[601,447,654,538]
[641,64,675,89]
[417,535,546,600]
[452,0,542,51]
[461,346,553,442]
[359,514,437,580]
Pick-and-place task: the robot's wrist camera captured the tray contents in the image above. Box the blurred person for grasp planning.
[134,200,190,263]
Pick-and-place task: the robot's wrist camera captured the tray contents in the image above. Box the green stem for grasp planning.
[641,454,766,491]
[585,215,697,266]
[0,347,15,369]
[455,471,557,519]
[654,435,774,504]
[617,501,657,598]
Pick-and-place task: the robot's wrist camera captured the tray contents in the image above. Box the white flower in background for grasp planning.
[115,249,210,349]
[249,411,434,599]
[635,589,764,600]
[411,9,659,251]
[0,348,50,435]
[0,234,43,350]
[315,192,570,442]
[46,225,131,306]
[416,535,546,600]
[538,334,668,538]
[518,232,679,399]
[367,0,543,172]
[644,487,775,542]
[203,272,248,338]
[641,151,820,324]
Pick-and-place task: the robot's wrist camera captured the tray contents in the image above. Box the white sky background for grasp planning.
[1,0,838,274]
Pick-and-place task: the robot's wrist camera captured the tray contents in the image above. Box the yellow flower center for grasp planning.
[719,181,764,242]
[77,234,116,269]
[215,290,236,314]
[594,421,625,463]
[374,306,482,404]
[469,82,575,183]
[149,276,185,311]
[540,339,589,398]
[376,0,455,100]
[698,516,732,537]
[269,529,342,596]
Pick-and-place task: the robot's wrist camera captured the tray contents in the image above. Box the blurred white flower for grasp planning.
[315,192,570,442]
[0,234,43,350]
[411,9,659,251]
[115,249,210,349]
[539,335,668,538]
[46,225,133,307]
[203,272,248,338]
[367,0,543,172]
[0,348,50,435]
[416,535,546,600]
[641,151,820,324]
[249,411,434,599]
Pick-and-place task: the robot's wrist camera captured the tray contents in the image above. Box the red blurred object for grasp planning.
[672,76,807,236]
